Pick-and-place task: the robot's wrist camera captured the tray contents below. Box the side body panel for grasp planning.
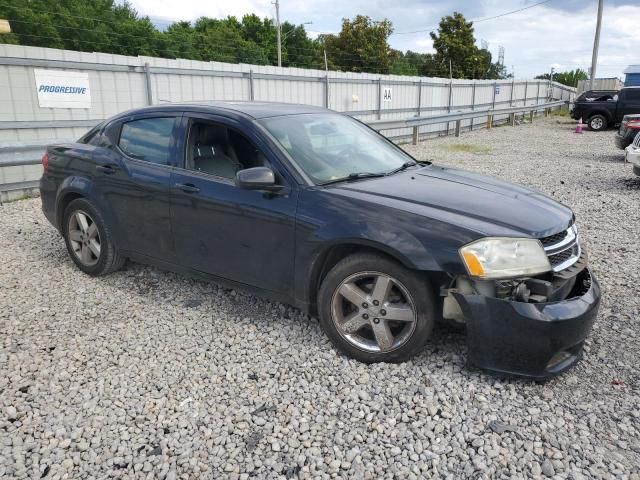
[292,187,479,310]
[616,89,640,122]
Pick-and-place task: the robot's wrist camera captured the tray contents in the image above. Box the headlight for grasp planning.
[459,238,551,279]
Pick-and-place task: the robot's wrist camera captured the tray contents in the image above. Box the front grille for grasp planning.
[633,131,640,148]
[548,245,578,267]
[539,230,568,247]
[538,224,581,272]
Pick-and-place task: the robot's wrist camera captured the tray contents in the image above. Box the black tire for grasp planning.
[318,252,435,363]
[588,114,608,131]
[62,198,125,276]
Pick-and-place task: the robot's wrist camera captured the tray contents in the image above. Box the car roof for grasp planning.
[122,101,330,120]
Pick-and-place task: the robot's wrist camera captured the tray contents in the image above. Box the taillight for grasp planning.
[628,120,640,129]
[41,151,49,172]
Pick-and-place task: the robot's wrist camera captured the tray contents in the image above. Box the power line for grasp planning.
[9,2,612,78]
[392,0,556,35]
[4,28,460,76]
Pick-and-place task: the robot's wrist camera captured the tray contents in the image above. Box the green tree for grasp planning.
[321,15,397,74]
[429,12,505,79]
[390,51,418,76]
[161,21,202,60]
[279,21,322,68]
[0,2,507,78]
[0,0,161,56]
[535,69,588,87]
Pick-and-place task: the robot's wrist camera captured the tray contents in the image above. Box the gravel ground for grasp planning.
[1,117,639,479]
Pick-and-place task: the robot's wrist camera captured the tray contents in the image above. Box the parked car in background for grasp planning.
[39,102,600,379]
[615,114,640,149]
[570,90,618,115]
[571,86,640,131]
[625,131,640,176]
[575,90,619,103]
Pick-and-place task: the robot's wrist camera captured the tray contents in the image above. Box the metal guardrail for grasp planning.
[0,100,567,195]
[368,100,567,144]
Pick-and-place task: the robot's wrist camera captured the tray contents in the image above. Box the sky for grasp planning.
[128,0,639,80]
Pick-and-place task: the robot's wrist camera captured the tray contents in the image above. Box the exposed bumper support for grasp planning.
[453,268,600,379]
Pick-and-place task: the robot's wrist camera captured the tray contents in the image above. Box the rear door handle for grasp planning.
[96,164,119,174]
[174,182,200,194]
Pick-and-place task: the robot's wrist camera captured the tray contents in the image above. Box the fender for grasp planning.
[313,219,441,271]
[294,218,443,312]
[55,175,123,250]
[587,109,614,123]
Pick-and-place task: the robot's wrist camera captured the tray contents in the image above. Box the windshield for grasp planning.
[260,113,415,184]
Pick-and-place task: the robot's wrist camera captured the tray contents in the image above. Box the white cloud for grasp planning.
[471,3,639,79]
[131,0,272,25]
[413,38,435,54]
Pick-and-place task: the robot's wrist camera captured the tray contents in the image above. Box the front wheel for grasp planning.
[62,198,125,276]
[318,253,435,363]
[588,114,608,131]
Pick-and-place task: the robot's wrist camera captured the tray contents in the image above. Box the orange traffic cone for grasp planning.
[575,117,584,134]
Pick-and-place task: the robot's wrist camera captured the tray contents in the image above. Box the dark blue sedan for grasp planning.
[39,102,600,378]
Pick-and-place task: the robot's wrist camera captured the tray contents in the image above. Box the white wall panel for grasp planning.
[0,45,575,187]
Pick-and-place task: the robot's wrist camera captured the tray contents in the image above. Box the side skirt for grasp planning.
[124,251,309,314]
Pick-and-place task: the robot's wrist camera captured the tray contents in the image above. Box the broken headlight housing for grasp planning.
[459,237,551,280]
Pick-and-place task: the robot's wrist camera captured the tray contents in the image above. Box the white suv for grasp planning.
[625,130,640,176]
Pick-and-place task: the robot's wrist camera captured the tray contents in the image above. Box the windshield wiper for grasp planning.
[319,172,386,186]
[386,161,417,175]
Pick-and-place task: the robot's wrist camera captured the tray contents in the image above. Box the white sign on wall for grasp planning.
[382,87,392,102]
[34,69,91,109]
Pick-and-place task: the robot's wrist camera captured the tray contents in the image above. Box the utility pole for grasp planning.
[323,47,328,72]
[274,0,282,67]
[589,0,604,90]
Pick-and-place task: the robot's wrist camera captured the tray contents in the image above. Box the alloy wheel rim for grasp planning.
[592,118,603,129]
[68,210,101,266]
[331,271,417,353]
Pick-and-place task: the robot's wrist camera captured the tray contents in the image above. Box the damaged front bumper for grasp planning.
[452,268,600,379]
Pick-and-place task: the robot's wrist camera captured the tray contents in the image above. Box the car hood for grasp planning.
[331,165,573,237]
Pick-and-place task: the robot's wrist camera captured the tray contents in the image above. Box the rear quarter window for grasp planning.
[77,123,104,144]
[624,90,640,102]
[118,117,176,165]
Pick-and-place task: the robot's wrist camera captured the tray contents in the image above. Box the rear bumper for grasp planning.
[454,268,600,379]
[39,175,58,229]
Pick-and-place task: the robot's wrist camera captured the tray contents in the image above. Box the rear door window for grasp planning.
[624,89,640,103]
[118,117,177,165]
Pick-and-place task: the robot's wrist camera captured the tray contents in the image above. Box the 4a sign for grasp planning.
[382,87,392,102]
[34,69,91,109]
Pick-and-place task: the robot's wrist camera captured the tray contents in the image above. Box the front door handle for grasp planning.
[96,164,119,174]
[174,182,200,194]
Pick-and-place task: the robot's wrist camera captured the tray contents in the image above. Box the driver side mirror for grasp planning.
[235,166,282,191]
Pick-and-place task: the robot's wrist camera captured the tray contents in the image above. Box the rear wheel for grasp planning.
[62,198,125,276]
[588,114,608,131]
[318,253,435,363]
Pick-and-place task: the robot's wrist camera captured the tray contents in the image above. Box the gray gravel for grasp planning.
[1,116,639,479]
